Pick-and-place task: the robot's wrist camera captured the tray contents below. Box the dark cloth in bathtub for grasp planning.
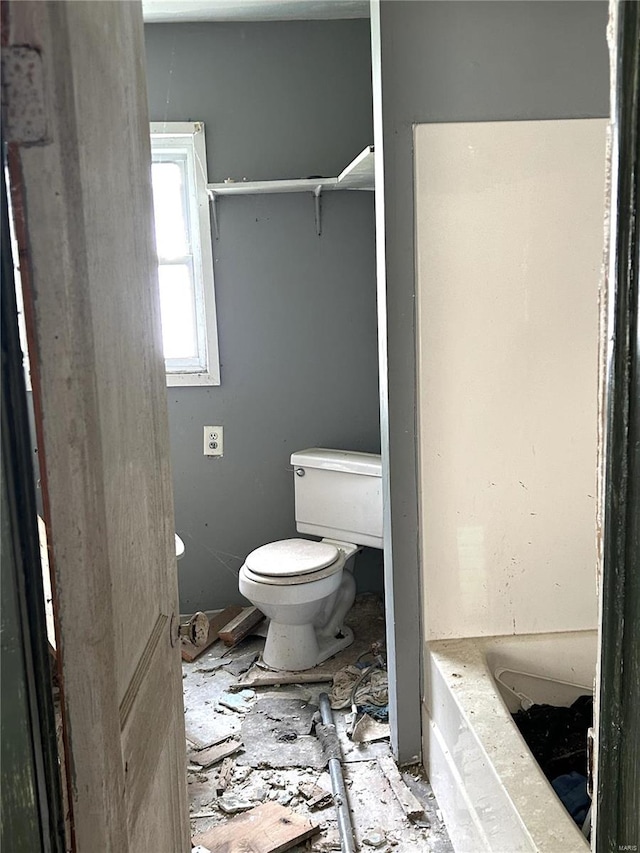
[512,694,593,780]
[551,772,590,827]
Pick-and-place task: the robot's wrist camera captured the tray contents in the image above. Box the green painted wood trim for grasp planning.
[596,2,640,850]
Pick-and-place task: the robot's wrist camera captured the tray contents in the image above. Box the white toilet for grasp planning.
[238,448,383,671]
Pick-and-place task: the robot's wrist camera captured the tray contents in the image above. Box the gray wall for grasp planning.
[374,0,609,763]
[144,21,380,612]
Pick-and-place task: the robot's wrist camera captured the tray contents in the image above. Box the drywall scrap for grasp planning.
[238,697,324,770]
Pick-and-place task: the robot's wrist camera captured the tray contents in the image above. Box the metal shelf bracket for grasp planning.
[313,185,323,237]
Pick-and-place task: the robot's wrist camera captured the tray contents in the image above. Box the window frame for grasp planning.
[150,121,220,386]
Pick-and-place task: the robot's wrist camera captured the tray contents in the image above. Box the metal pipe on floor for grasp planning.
[318,692,357,853]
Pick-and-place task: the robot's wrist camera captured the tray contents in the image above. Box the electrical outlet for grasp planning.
[203,426,223,457]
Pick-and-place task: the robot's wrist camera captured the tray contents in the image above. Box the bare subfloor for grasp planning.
[183,594,453,852]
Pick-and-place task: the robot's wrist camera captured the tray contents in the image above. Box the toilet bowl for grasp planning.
[238,448,383,671]
[239,538,359,671]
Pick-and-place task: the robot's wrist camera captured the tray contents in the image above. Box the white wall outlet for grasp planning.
[203,426,223,457]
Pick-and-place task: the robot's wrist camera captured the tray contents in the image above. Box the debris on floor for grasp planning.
[195,657,231,673]
[225,650,261,677]
[189,738,242,768]
[216,756,235,795]
[181,604,242,662]
[219,688,256,714]
[218,605,265,647]
[186,729,230,751]
[362,828,387,848]
[378,755,424,821]
[230,599,388,691]
[327,646,390,747]
[350,713,390,744]
[298,781,333,810]
[182,594,453,852]
[238,697,324,769]
[217,792,256,814]
[192,801,320,852]
[329,661,388,710]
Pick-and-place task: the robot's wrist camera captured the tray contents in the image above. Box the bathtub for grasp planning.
[423,631,597,853]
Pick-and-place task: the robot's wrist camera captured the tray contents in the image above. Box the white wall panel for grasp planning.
[415,119,606,639]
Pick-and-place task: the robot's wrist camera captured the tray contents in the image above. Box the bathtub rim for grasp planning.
[423,629,595,853]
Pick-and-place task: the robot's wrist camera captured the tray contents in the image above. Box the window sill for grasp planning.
[166,371,220,387]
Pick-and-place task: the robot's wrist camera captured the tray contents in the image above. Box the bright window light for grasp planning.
[150,122,220,386]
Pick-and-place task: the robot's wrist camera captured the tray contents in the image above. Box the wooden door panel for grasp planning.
[120,613,175,833]
[131,732,188,851]
[5,2,190,849]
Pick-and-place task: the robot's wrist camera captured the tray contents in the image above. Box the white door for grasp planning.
[4,2,190,849]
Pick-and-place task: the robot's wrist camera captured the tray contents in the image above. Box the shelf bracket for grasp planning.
[313,185,323,236]
[209,192,220,240]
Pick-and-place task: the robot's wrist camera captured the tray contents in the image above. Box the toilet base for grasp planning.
[263,621,354,672]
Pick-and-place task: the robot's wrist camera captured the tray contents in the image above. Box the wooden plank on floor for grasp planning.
[192,802,320,852]
[186,730,233,752]
[189,739,242,768]
[215,756,235,795]
[378,755,424,820]
[181,605,243,662]
[297,781,332,810]
[218,606,265,647]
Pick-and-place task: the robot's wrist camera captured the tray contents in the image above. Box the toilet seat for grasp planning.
[242,538,345,586]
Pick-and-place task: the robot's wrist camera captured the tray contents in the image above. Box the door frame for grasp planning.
[1,139,65,853]
[595,1,640,847]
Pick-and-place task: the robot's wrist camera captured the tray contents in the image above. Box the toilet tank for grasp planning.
[290,449,383,549]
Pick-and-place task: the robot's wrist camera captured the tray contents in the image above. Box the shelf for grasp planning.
[206,146,373,237]
[207,176,337,195]
[206,146,374,197]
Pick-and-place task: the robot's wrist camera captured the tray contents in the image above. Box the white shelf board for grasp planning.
[206,145,374,197]
[207,177,337,196]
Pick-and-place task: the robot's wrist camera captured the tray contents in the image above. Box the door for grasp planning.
[3,2,190,849]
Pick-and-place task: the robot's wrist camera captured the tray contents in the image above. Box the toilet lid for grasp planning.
[245,538,340,578]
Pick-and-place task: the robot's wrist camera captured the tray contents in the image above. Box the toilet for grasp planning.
[239,448,383,671]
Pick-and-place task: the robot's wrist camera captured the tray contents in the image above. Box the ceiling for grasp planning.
[142,0,370,23]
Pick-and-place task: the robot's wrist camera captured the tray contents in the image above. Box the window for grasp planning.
[150,122,220,385]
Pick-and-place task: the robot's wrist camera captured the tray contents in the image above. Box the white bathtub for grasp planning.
[423,631,597,853]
